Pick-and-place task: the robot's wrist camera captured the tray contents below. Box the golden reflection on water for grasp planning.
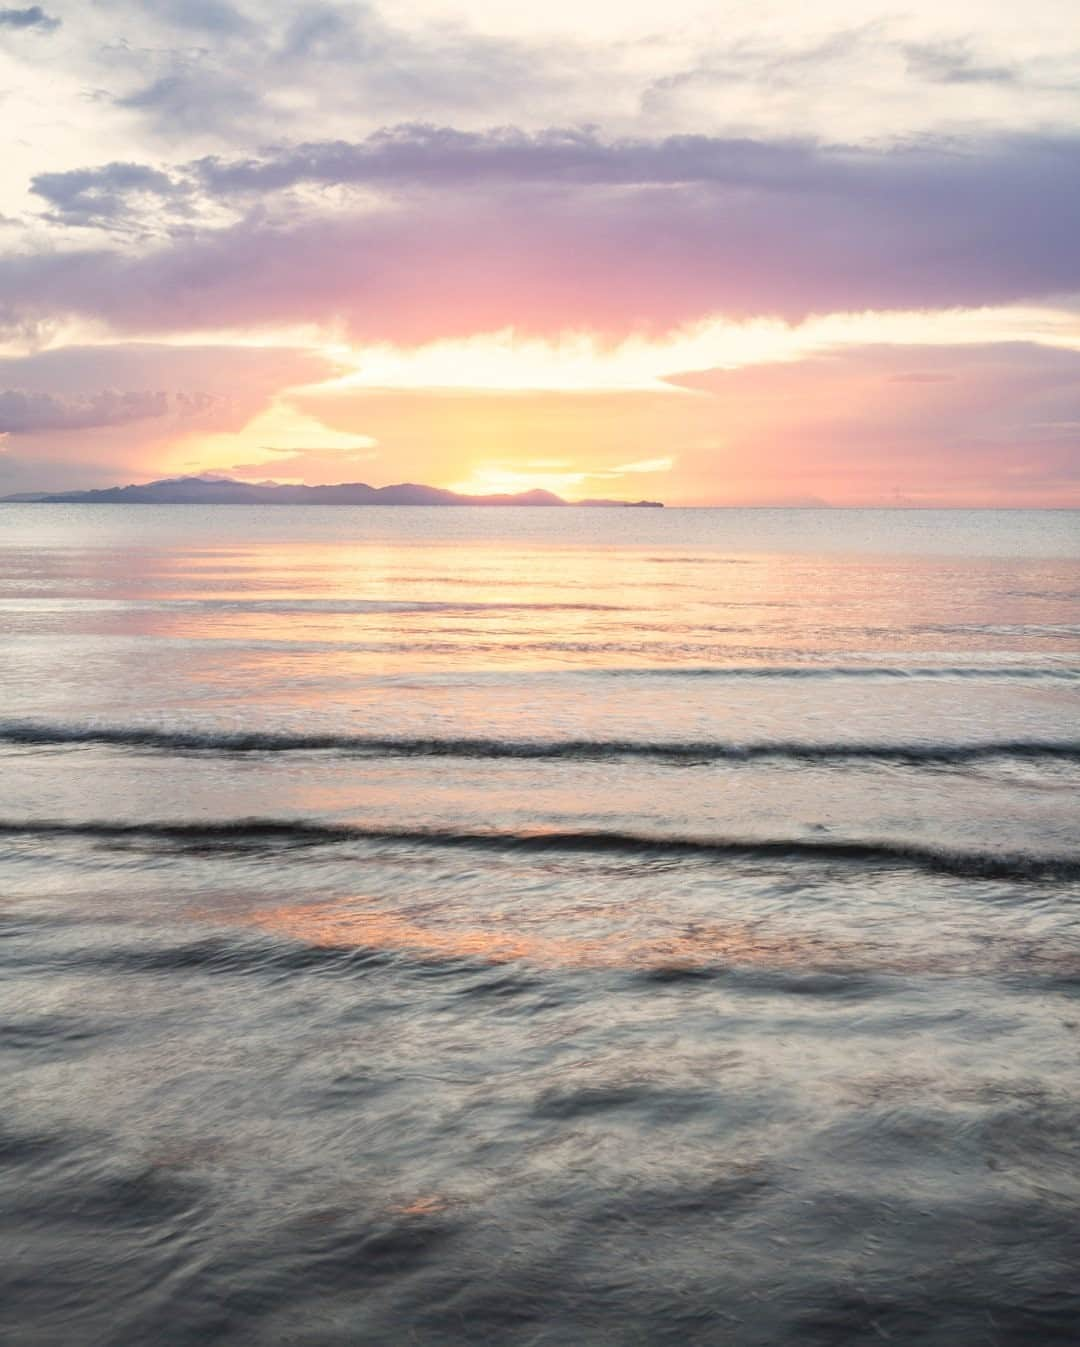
[205,896,842,971]
[386,1196,452,1217]
[11,536,1076,680]
[208,896,1078,977]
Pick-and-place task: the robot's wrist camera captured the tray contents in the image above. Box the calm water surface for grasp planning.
[2,506,1079,1345]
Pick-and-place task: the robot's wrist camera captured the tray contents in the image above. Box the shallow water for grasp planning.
[2,505,1079,1345]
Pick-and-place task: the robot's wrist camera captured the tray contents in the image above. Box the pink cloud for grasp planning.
[6,132,1080,343]
[0,343,335,494]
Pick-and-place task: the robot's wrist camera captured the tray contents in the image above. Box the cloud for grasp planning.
[641,25,884,112]
[97,1,574,141]
[226,443,378,479]
[903,40,1017,86]
[611,457,673,473]
[0,342,333,402]
[2,338,1076,504]
[641,25,1027,109]
[0,6,59,31]
[5,3,1080,183]
[134,0,254,36]
[115,71,266,137]
[0,388,173,433]
[0,343,339,494]
[193,123,822,195]
[6,128,1080,342]
[30,162,187,228]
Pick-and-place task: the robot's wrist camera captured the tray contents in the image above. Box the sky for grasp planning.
[1,0,1080,504]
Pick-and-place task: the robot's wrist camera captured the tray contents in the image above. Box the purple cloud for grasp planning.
[31,162,186,228]
[0,388,171,433]
[7,127,1080,341]
[192,124,823,194]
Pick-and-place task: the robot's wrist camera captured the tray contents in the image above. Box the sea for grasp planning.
[2,503,1079,1346]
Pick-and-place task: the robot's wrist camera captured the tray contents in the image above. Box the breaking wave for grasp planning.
[3,720,1080,766]
[3,817,1078,881]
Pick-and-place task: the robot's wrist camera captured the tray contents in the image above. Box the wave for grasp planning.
[2,818,1077,881]
[0,597,617,615]
[587,665,1080,681]
[909,623,1080,637]
[3,720,1080,766]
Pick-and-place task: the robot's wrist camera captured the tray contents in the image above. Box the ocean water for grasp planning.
[2,504,1079,1346]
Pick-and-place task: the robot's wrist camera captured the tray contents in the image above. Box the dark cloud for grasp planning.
[0,6,59,31]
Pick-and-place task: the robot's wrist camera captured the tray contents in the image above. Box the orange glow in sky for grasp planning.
[92,307,1079,507]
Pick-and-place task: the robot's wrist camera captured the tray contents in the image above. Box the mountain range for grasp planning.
[2,476,664,508]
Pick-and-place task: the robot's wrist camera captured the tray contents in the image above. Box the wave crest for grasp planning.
[3,720,1080,766]
[2,818,1077,882]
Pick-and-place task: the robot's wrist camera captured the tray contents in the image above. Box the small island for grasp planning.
[3,476,664,508]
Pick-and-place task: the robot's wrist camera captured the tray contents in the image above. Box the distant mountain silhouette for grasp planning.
[3,476,663,507]
[576,497,665,508]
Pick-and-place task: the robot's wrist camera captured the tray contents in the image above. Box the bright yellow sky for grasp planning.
[148,305,1080,504]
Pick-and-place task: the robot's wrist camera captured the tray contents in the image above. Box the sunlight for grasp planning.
[444,465,594,496]
[170,403,378,481]
[317,305,1080,398]
[149,303,1080,495]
